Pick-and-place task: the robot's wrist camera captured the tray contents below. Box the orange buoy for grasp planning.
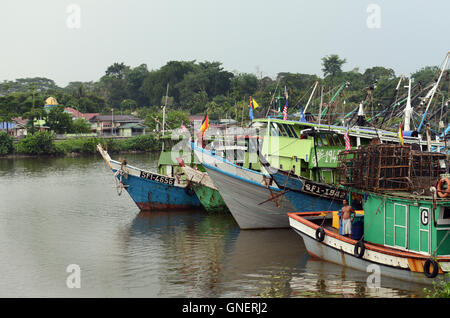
[437,177,450,198]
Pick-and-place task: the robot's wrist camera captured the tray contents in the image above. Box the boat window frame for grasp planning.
[437,206,450,225]
[277,123,290,137]
[283,124,298,138]
[319,134,329,146]
[325,134,335,146]
[270,122,280,137]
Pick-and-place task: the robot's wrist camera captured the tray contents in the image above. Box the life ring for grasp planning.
[354,241,365,258]
[315,227,325,242]
[437,178,450,198]
[423,258,439,278]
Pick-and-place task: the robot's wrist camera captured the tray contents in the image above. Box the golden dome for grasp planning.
[45,97,58,105]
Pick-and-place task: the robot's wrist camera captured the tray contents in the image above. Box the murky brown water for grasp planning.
[0,153,427,297]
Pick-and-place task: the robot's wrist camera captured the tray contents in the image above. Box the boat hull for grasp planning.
[259,154,345,212]
[203,163,295,229]
[115,169,202,211]
[289,212,449,285]
[191,183,228,212]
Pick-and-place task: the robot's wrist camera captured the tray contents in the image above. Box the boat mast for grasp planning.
[404,78,413,131]
[303,81,319,113]
[417,52,450,133]
[162,83,169,136]
[318,86,324,125]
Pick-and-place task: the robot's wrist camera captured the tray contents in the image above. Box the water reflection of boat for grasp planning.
[219,229,306,297]
[129,210,240,297]
[97,145,202,211]
[293,257,428,297]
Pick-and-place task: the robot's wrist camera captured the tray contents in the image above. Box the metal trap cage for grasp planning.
[337,144,447,194]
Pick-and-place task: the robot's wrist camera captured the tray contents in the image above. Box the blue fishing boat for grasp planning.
[97,144,202,211]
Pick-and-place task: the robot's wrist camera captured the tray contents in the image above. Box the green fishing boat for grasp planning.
[177,158,228,212]
[289,143,450,284]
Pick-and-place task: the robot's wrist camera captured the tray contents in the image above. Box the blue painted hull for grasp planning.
[113,169,202,211]
[271,170,343,212]
[258,154,346,212]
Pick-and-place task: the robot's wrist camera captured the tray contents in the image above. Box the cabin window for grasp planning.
[284,124,298,138]
[326,134,335,146]
[438,206,450,225]
[334,134,344,146]
[270,123,279,136]
[277,123,289,137]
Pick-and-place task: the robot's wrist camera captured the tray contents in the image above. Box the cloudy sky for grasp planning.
[0,0,448,86]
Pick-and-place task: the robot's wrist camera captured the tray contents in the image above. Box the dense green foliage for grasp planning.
[0,132,13,155]
[15,131,57,155]
[0,56,448,130]
[12,132,161,156]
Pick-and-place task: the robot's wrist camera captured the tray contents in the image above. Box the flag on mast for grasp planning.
[252,98,259,109]
[283,86,288,120]
[200,112,209,136]
[344,129,351,150]
[398,124,404,145]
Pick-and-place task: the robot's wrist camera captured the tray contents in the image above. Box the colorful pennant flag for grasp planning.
[253,98,259,109]
[283,86,288,120]
[398,124,404,145]
[200,112,209,136]
[300,107,306,122]
[344,129,351,150]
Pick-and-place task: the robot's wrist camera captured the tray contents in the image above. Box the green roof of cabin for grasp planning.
[157,150,192,166]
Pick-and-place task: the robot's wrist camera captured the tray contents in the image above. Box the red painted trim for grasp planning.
[137,202,201,211]
[288,212,450,262]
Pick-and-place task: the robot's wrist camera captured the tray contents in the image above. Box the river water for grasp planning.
[0,153,428,298]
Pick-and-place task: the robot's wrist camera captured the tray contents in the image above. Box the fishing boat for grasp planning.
[97,144,202,211]
[288,143,450,284]
[176,158,228,212]
[258,144,346,213]
[191,141,295,229]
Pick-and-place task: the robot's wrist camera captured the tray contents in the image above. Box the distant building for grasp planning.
[44,96,59,112]
[89,114,145,135]
[118,122,148,137]
[0,119,28,137]
[64,107,99,121]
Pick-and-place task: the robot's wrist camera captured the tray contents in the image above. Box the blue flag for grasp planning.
[300,107,306,122]
[249,106,254,120]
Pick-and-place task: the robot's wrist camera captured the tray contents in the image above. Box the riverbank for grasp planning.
[0,131,164,159]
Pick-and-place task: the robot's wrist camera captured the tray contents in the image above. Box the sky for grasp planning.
[0,0,448,87]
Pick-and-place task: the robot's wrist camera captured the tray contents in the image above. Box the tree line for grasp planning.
[0,55,446,131]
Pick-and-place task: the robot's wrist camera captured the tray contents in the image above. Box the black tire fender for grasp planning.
[423,258,439,278]
[315,227,325,242]
[354,241,365,258]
